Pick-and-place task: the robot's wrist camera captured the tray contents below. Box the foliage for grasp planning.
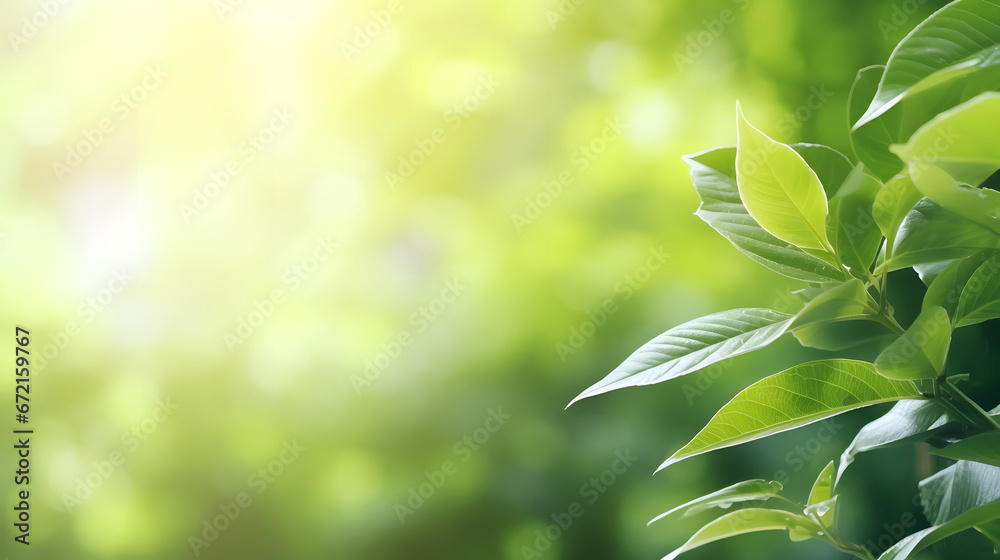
[571,1,1000,558]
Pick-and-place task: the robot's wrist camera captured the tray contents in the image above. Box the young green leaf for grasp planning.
[648,479,784,526]
[906,164,1000,236]
[791,319,895,352]
[827,165,882,281]
[874,306,952,380]
[660,509,823,560]
[735,103,832,252]
[872,175,922,252]
[658,360,923,471]
[808,461,835,505]
[914,259,958,286]
[955,251,1000,327]
[922,250,1000,319]
[789,279,873,330]
[794,143,857,199]
[568,309,792,407]
[837,400,958,485]
[849,65,906,181]
[850,58,1000,183]
[930,432,1000,468]
[685,148,847,283]
[892,93,1000,187]
[855,0,1000,128]
[878,199,1000,273]
[806,461,837,527]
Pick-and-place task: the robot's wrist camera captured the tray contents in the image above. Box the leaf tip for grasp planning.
[565,393,587,410]
[655,455,681,474]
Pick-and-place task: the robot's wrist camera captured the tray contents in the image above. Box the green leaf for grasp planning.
[874,306,953,380]
[851,30,1000,182]
[914,259,958,286]
[849,65,906,181]
[922,250,1000,325]
[873,175,922,251]
[878,499,1000,559]
[837,400,958,485]
[878,198,1000,273]
[789,279,874,330]
[883,460,1000,559]
[568,309,792,407]
[827,166,883,281]
[685,148,847,283]
[855,0,1000,128]
[801,497,838,540]
[922,460,1000,523]
[975,522,1000,554]
[806,461,837,527]
[788,279,891,351]
[792,318,895,352]
[908,164,1000,236]
[658,360,923,471]
[808,461,835,505]
[648,479,784,526]
[923,254,987,315]
[955,251,1000,327]
[931,432,1000,468]
[660,508,822,560]
[893,93,1000,187]
[735,103,832,252]
[794,143,857,199]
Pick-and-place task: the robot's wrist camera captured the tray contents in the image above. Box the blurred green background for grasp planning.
[2,0,987,559]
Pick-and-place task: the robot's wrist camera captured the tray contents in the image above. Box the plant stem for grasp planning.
[824,533,875,560]
[878,267,889,312]
[805,509,875,560]
[940,378,1000,432]
[860,287,904,335]
[875,312,905,335]
[935,391,981,432]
